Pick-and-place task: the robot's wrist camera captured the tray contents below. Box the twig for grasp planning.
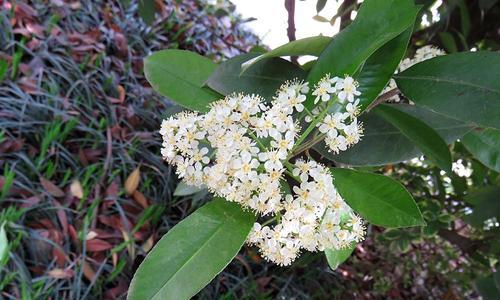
[284,0,298,64]
[366,88,399,112]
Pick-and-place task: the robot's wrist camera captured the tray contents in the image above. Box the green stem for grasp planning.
[248,130,266,151]
[291,99,335,155]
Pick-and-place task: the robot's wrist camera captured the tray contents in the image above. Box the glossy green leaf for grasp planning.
[241,36,331,72]
[356,27,414,111]
[144,50,221,112]
[373,104,452,172]
[305,0,419,109]
[316,104,470,166]
[464,186,500,206]
[464,187,500,228]
[462,128,500,172]
[395,52,500,129]
[173,181,206,197]
[128,199,255,300]
[331,168,425,228]
[476,274,500,300]
[325,243,356,270]
[206,53,305,99]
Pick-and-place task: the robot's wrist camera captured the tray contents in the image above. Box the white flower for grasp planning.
[312,75,336,104]
[346,99,360,118]
[336,76,360,103]
[318,112,347,136]
[258,150,285,171]
[325,133,348,154]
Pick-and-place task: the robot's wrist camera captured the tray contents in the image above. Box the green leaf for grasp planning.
[0,59,8,82]
[438,32,458,53]
[206,53,305,99]
[331,168,425,228]
[464,187,500,228]
[138,0,156,25]
[0,222,8,264]
[476,275,500,300]
[395,52,500,129]
[144,50,221,112]
[316,0,328,13]
[128,199,255,300]
[317,104,470,166]
[305,0,419,109]
[479,0,499,12]
[356,27,414,111]
[462,128,500,172]
[173,181,206,197]
[464,186,500,205]
[324,243,356,270]
[241,36,331,72]
[373,104,452,172]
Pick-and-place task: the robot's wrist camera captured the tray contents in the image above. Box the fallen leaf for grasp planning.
[86,231,98,240]
[70,180,84,199]
[132,190,148,208]
[86,239,113,252]
[124,167,140,195]
[48,268,74,279]
[141,235,154,253]
[40,177,65,197]
[117,85,125,103]
[82,261,96,281]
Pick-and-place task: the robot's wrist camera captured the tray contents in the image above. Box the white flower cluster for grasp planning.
[160,77,365,266]
[248,160,365,265]
[308,75,364,154]
[384,45,446,102]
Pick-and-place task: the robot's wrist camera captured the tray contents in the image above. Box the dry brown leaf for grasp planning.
[40,177,65,197]
[141,235,154,253]
[124,167,140,195]
[70,180,84,199]
[85,231,98,240]
[48,268,74,279]
[117,85,126,103]
[132,190,148,208]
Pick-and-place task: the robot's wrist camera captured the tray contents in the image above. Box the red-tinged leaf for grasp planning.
[40,177,65,197]
[14,2,38,19]
[48,268,74,279]
[105,181,119,200]
[98,215,123,230]
[82,261,97,281]
[18,77,39,94]
[104,280,128,300]
[78,148,89,166]
[68,225,79,245]
[53,247,67,267]
[55,201,68,236]
[0,138,24,153]
[86,239,113,252]
[21,195,42,208]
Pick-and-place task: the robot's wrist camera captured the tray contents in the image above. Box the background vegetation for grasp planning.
[0,0,499,299]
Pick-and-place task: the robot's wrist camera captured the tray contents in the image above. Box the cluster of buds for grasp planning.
[160,75,365,265]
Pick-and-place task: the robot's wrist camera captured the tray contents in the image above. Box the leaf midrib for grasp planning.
[151,219,226,300]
